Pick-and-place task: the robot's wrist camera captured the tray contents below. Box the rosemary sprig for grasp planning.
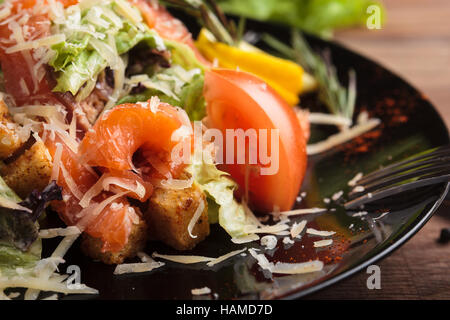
[161,0,239,46]
[262,30,357,121]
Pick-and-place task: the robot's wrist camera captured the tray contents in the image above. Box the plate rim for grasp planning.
[283,182,449,300]
[280,34,450,300]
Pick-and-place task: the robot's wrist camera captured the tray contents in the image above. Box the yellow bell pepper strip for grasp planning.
[195,28,304,106]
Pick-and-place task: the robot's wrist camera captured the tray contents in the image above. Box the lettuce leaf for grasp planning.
[217,0,385,38]
[49,1,165,96]
[187,160,247,237]
[52,50,106,95]
[0,240,42,277]
[164,40,206,71]
[0,179,60,278]
[118,67,206,120]
[0,181,62,252]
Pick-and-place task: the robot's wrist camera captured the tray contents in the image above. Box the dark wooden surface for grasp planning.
[307,0,450,300]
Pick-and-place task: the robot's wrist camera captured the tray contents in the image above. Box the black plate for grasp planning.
[46,19,449,300]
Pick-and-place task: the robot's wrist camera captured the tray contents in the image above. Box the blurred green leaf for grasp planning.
[217,0,385,38]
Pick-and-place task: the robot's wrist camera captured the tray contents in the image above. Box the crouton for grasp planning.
[0,99,24,159]
[144,182,210,251]
[0,140,52,198]
[81,214,148,265]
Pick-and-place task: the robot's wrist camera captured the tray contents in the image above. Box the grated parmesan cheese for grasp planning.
[307,118,381,155]
[348,172,364,187]
[352,211,368,217]
[206,248,247,267]
[306,228,336,237]
[248,249,324,275]
[39,226,81,239]
[260,235,277,250]
[5,34,65,54]
[113,261,165,275]
[244,223,289,235]
[290,220,307,238]
[187,199,205,239]
[313,239,333,248]
[0,196,31,213]
[353,185,365,193]
[152,252,214,264]
[308,112,352,127]
[276,207,327,217]
[191,287,211,296]
[231,234,259,244]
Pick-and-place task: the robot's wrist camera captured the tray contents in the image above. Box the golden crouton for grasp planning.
[0,140,52,198]
[0,99,23,159]
[81,214,148,265]
[144,182,210,251]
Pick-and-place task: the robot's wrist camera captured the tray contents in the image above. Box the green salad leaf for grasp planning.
[119,65,207,120]
[0,179,61,276]
[0,240,42,277]
[164,40,206,71]
[49,1,165,96]
[217,0,385,38]
[187,159,247,237]
[0,180,61,278]
[0,181,62,252]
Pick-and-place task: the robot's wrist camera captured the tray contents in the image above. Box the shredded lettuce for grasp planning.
[187,160,247,238]
[119,65,207,120]
[49,1,165,96]
[164,40,206,71]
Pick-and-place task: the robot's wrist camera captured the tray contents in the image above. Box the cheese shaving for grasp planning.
[5,34,65,54]
[270,260,324,274]
[313,239,333,248]
[244,223,289,235]
[0,277,98,295]
[307,118,381,155]
[152,252,214,264]
[308,112,352,127]
[187,199,205,239]
[191,287,211,296]
[260,235,277,250]
[60,163,83,200]
[231,234,260,244]
[206,248,247,267]
[38,226,81,239]
[113,261,165,275]
[249,249,324,275]
[348,172,364,187]
[50,142,62,182]
[137,251,155,263]
[306,228,336,237]
[160,176,193,190]
[276,207,327,217]
[0,196,31,213]
[290,220,307,238]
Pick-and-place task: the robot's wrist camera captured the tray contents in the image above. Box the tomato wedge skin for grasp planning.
[204,69,307,213]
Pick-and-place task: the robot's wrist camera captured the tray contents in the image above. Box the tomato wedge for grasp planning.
[204,69,307,213]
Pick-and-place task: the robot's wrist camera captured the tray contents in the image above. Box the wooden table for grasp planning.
[307,0,450,300]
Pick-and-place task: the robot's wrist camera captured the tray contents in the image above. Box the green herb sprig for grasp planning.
[262,30,357,121]
[161,0,244,46]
